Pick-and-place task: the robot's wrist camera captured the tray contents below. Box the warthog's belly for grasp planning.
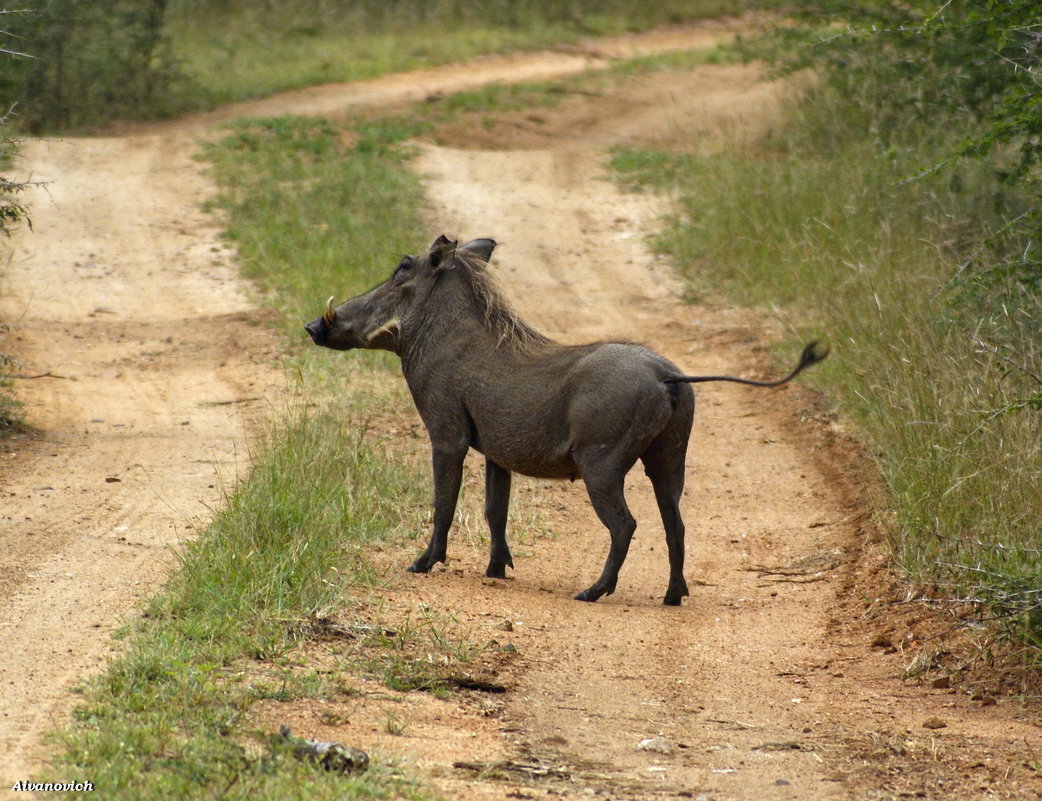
[470,428,581,481]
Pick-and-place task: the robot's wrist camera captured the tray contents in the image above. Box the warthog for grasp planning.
[305,235,827,604]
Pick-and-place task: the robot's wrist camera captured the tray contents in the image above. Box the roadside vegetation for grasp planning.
[0,14,31,429]
[1,0,740,132]
[611,1,1042,664]
[0,122,26,428]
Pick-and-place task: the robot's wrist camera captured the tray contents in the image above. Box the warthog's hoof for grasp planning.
[406,554,440,574]
[663,580,689,606]
[574,583,611,602]
[485,552,513,579]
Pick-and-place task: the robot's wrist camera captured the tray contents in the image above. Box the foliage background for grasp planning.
[744,0,1042,643]
[1,0,738,132]
[770,0,1041,320]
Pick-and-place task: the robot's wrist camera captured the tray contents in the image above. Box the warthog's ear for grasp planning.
[459,238,497,266]
[428,234,458,271]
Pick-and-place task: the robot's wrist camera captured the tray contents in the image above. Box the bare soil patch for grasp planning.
[2,18,1040,801]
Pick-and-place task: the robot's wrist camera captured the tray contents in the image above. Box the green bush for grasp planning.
[1,103,29,430]
[3,0,181,131]
[759,0,1042,341]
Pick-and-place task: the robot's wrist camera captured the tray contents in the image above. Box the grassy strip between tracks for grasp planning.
[609,83,1042,668]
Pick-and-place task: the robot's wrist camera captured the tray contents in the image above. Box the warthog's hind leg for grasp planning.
[484,458,514,578]
[574,469,636,602]
[643,394,693,606]
[646,460,688,606]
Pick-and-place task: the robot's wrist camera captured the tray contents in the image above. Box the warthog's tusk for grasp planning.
[323,296,335,325]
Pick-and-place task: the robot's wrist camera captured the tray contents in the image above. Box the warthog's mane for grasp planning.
[454,249,552,354]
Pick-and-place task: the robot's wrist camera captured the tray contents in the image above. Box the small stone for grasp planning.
[931,675,950,690]
[272,725,368,775]
[637,737,672,755]
[922,717,947,730]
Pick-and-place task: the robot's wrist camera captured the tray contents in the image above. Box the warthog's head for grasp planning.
[304,235,496,353]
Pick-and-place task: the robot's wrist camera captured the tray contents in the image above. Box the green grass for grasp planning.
[610,84,1042,644]
[202,114,426,335]
[52,402,441,799]
[0,334,23,431]
[1,134,29,430]
[607,39,747,76]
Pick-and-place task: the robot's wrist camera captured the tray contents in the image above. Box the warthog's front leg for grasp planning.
[407,447,466,574]
[484,458,513,578]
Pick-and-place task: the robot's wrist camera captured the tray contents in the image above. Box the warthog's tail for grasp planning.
[664,340,829,387]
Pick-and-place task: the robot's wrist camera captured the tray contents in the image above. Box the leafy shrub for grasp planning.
[726,0,1042,640]
[2,0,181,131]
[763,1,1041,332]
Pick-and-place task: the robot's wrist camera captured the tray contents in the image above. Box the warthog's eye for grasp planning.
[392,256,413,284]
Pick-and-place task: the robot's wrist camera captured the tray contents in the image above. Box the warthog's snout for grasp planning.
[304,317,327,345]
[305,294,336,344]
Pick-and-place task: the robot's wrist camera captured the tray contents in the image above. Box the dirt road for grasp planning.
[3,20,1040,800]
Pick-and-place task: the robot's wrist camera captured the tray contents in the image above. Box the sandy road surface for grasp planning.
[3,19,1041,800]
